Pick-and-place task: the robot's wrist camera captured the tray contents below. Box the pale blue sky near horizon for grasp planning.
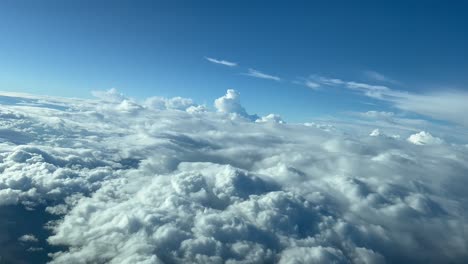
[0,0,467,122]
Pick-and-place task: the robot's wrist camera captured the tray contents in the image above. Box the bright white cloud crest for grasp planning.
[0,89,467,263]
[407,131,443,145]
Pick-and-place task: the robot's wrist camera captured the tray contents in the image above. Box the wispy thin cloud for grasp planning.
[311,74,468,127]
[364,70,400,84]
[293,78,321,90]
[205,57,237,67]
[308,75,389,98]
[314,76,345,86]
[295,75,346,91]
[244,68,281,81]
[304,80,320,89]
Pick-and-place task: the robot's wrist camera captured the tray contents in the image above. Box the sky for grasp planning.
[0,0,467,122]
[1,2,468,262]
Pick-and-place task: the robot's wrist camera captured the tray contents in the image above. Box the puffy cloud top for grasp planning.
[369,129,382,137]
[214,89,258,120]
[407,131,443,145]
[255,114,285,124]
[145,96,195,111]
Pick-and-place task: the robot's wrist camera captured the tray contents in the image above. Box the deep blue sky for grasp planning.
[0,0,467,121]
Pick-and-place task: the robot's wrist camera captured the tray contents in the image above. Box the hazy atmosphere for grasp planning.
[0,1,467,263]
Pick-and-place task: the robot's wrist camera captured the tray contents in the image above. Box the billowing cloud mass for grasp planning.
[0,89,467,263]
[144,96,195,111]
[214,89,258,120]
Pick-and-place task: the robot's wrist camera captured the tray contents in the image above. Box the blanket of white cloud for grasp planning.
[0,89,467,264]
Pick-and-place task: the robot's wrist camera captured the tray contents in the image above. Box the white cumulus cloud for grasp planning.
[214,89,258,120]
[407,131,444,145]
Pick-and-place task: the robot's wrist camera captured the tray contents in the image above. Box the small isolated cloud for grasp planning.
[18,234,39,243]
[369,129,382,137]
[244,68,281,81]
[205,57,237,67]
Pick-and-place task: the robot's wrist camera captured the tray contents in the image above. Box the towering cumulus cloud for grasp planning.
[214,89,258,120]
[0,90,467,263]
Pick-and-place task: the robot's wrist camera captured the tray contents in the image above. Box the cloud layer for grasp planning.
[0,90,467,263]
